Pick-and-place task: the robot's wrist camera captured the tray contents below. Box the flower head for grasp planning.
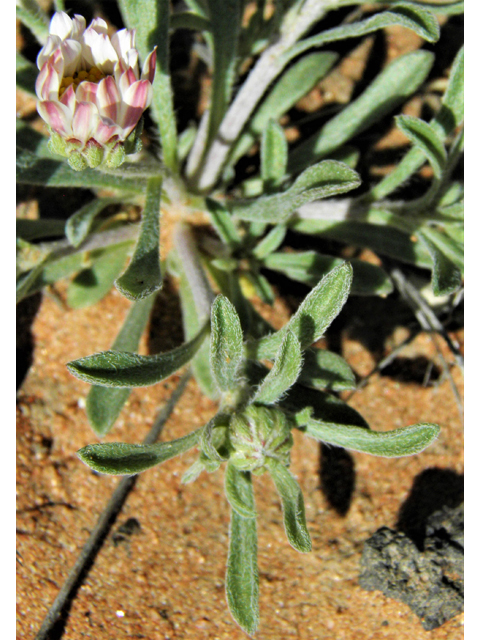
[35,12,156,170]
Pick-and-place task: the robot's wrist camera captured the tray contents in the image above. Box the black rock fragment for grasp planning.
[359,504,463,630]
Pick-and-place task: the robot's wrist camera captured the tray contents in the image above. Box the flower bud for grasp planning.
[35,12,157,171]
[229,405,294,474]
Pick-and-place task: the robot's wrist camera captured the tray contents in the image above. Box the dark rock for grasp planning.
[359,504,463,630]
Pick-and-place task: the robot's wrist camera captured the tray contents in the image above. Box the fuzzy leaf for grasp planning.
[232,161,360,222]
[247,262,353,359]
[86,296,156,436]
[210,295,245,393]
[252,225,287,260]
[253,332,302,405]
[67,244,131,309]
[115,176,162,300]
[206,198,242,249]
[225,463,256,519]
[289,51,434,173]
[298,348,356,392]
[65,198,120,247]
[261,120,288,190]
[266,459,312,553]
[299,419,440,457]
[77,428,201,475]
[417,231,462,296]
[226,475,259,636]
[16,52,37,96]
[230,52,338,165]
[263,250,393,296]
[283,3,439,65]
[290,219,432,268]
[67,322,209,388]
[396,115,447,178]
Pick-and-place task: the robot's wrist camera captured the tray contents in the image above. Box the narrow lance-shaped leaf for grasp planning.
[417,231,462,297]
[16,0,49,44]
[299,418,440,457]
[205,198,242,250]
[16,155,146,192]
[247,262,353,359]
[261,120,288,190]
[226,474,259,636]
[86,295,157,436]
[77,428,202,475]
[118,0,178,171]
[252,225,287,260]
[253,332,303,405]
[396,115,447,178]
[369,45,463,200]
[65,198,121,247]
[282,3,439,65]
[67,322,209,388]
[298,348,356,392]
[225,462,256,519]
[199,414,228,463]
[67,243,131,309]
[204,0,242,145]
[116,175,162,300]
[229,51,338,166]
[210,295,245,393]
[288,51,434,173]
[232,161,360,223]
[266,459,312,553]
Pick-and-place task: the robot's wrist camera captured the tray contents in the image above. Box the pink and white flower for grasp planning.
[36,11,157,170]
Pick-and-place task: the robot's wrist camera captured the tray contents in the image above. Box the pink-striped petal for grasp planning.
[94,118,122,145]
[49,12,73,40]
[37,100,72,136]
[75,81,99,104]
[35,55,62,101]
[119,80,152,135]
[36,34,62,69]
[96,76,121,122]
[118,68,138,96]
[60,84,76,112]
[72,101,98,144]
[141,48,157,84]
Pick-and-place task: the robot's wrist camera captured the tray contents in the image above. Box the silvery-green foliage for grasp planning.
[16,0,461,634]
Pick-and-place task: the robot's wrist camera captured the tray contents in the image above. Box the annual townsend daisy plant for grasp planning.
[17,0,463,636]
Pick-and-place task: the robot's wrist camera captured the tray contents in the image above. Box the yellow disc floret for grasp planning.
[59,66,106,97]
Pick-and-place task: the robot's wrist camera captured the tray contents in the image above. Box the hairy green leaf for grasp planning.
[210,295,245,393]
[247,262,353,359]
[298,348,356,392]
[232,161,360,222]
[252,225,287,260]
[300,419,440,457]
[253,332,302,405]
[116,176,162,300]
[266,459,311,553]
[67,322,209,388]
[225,463,257,519]
[261,120,288,190]
[65,198,121,247]
[67,244,131,309]
[263,250,393,296]
[77,428,201,475]
[396,115,447,178]
[289,51,434,172]
[86,296,157,436]
[226,476,259,636]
